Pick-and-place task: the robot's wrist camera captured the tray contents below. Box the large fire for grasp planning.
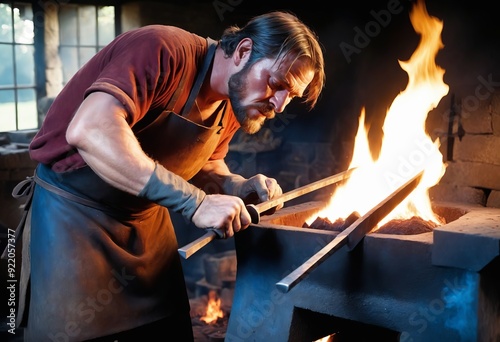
[307,0,449,228]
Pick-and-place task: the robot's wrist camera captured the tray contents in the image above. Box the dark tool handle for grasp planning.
[178,204,263,258]
[212,228,225,239]
[246,204,261,224]
[213,204,260,239]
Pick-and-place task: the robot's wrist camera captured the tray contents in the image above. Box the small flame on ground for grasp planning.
[307,0,448,227]
[200,290,224,324]
[313,334,335,342]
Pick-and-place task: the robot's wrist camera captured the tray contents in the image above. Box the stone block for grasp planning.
[454,135,500,165]
[487,190,500,208]
[429,183,486,206]
[441,161,500,191]
[492,91,500,136]
[460,96,492,134]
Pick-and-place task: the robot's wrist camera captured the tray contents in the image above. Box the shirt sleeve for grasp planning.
[84,26,202,127]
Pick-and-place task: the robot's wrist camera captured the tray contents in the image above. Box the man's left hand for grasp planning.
[237,174,283,214]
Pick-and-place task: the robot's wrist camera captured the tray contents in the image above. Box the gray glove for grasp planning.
[138,163,206,220]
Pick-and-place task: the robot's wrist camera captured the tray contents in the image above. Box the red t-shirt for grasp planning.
[30,25,239,172]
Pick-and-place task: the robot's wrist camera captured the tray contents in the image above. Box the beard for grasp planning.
[228,66,274,135]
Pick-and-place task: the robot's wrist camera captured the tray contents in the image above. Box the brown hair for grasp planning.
[220,11,326,109]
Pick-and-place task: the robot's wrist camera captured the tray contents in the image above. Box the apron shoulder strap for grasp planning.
[180,38,218,116]
[132,37,218,133]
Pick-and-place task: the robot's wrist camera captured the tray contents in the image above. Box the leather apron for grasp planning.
[20,38,225,341]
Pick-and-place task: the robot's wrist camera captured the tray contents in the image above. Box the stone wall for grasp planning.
[430,90,500,207]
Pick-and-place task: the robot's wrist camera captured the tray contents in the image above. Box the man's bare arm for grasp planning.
[66,91,155,195]
[66,91,250,234]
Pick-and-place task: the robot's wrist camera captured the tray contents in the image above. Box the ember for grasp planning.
[306,212,445,235]
[375,215,442,235]
[305,211,361,232]
[191,314,228,342]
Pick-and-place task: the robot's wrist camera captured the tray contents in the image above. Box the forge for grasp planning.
[184,1,500,341]
[225,200,500,341]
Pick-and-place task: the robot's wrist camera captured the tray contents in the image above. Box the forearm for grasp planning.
[67,92,155,194]
[66,92,205,219]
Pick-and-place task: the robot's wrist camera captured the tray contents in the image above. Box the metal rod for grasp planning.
[275,169,424,293]
[178,167,357,259]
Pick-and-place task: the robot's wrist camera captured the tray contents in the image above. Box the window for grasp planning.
[0,2,36,131]
[59,4,115,85]
[0,2,116,132]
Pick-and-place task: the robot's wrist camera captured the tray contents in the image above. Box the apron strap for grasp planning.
[33,167,158,220]
[1,176,35,259]
[180,37,218,117]
[132,37,218,133]
[0,176,35,327]
[33,170,110,212]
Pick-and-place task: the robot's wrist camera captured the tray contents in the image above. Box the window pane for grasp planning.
[79,47,96,66]
[60,46,79,83]
[59,5,77,45]
[0,44,14,86]
[79,6,96,46]
[15,44,34,85]
[13,2,33,44]
[17,88,36,129]
[0,3,13,43]
[98,6,114,46]
[0,90,16,131]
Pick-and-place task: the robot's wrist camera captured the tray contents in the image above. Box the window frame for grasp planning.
[0,1,39,131]
[0,0,120,133]
[58,3,118,85]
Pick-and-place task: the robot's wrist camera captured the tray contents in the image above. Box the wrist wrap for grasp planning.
[138,163,206,220]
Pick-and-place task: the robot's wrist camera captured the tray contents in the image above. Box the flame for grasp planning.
[307,0,448,227]
[200,290,224,324]
[314,334,335,342]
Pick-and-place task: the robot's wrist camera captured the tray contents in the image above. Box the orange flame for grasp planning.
[307,0,448,227]
[314,334,335,342]
[200,290,224,324]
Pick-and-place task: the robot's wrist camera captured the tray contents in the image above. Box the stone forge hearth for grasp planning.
[225,201,500,342]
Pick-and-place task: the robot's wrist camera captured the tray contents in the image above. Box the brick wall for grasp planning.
[430,90,500,207]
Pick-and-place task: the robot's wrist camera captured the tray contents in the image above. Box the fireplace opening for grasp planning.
[289,307,400,342]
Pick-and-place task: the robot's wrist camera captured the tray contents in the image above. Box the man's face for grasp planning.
[228,55,314,134]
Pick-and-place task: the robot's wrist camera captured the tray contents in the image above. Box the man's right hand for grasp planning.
[191,194,252,238]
